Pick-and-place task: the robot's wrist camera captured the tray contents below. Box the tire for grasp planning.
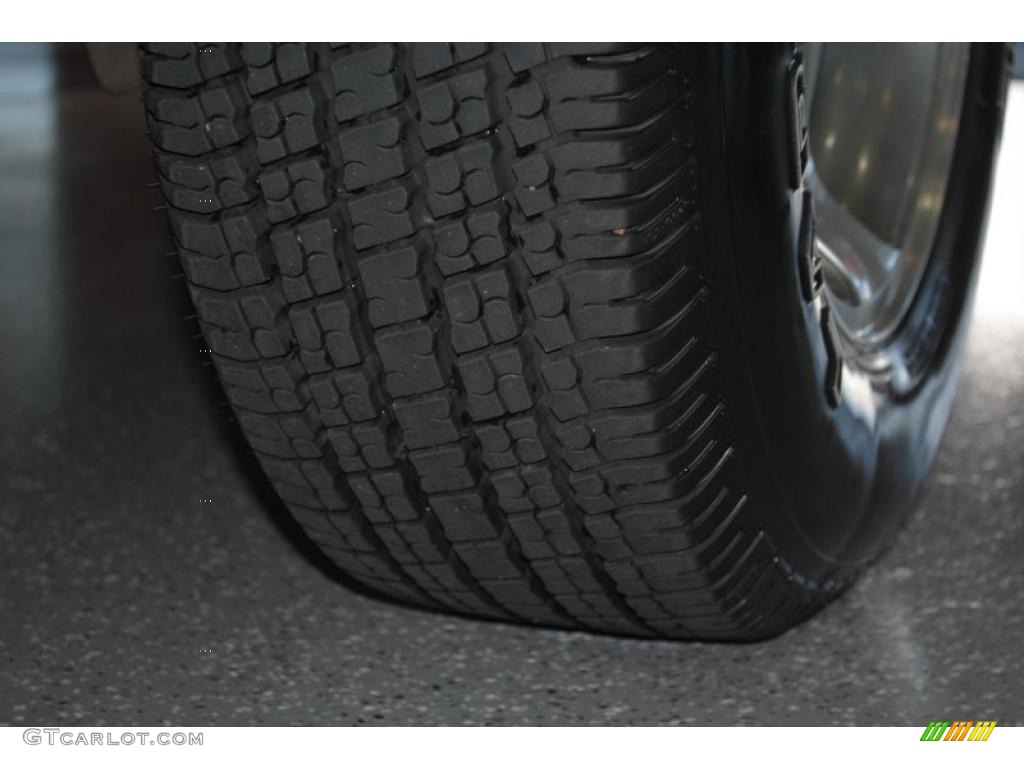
[142,43,1009,640]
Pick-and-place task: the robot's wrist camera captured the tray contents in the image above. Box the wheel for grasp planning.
[142,43,1009,640]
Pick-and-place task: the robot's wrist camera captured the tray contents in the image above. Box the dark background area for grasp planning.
[0,43,1021,725]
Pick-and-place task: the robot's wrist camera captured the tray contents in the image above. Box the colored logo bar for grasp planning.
[920,721,997,741]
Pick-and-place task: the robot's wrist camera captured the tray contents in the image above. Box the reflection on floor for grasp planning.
[0,45,1021,725]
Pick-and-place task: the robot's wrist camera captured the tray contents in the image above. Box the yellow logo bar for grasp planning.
[967,721,997,741]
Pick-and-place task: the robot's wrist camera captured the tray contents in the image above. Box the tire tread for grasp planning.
[144,42,815,639]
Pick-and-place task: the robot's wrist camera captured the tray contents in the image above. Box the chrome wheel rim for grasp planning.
[803,43,971,378]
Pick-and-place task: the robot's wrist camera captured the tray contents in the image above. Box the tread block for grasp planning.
[491,464,561,515]
[375,323,451,397]
[431,493,500,542]
[527,277,576,351]
[512,152,555,216]
[240,405,324,459]
[393,392,461,449]
[330,45,403,123]
[452,541,522,580]
[143,43,242,88]
[539,356,588,420]
[443,267,521,353]
[411,43,489,78]
[570,472,617,516]
[554,420,602,471]
[174,208,274,290]
[424,140,501,218]
[358,245,431,328]
[157,146,260,213]
[409,446,475,494]
[219,356,308,413]
[192,287,290,361]
[505,512,555,559]
[518,219,562,276]
[365,470,419,522]
[328,422,394,473]
[338,116,410,191]
[474,415,547,471]
[146,82,250,156]
[543,47,680,133]
[433,206,506,276]
[507,80,551,148]
[259,156,331,223]
[250,85,327,164]
[348,182,421,250]
[310,367,378,426]
[289,295,363,373]
[501,43,547,74]
[416,69,495,151]
[270,214,346,302]
[243,42,314,95]
[457,345,532,422]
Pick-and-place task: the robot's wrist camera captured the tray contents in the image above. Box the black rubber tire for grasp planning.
[142,43,1009,640]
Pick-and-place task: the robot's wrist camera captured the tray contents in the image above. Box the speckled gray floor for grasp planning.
[1,45,1022,726]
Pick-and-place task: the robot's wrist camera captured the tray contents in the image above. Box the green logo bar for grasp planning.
[921,721,950,741]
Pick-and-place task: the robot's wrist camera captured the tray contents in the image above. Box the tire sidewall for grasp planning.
[696,43,1008,585]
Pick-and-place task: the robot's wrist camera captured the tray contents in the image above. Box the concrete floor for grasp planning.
[0,44,1022,726]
